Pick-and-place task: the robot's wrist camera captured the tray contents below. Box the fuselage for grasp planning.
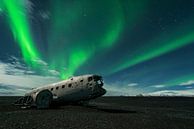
[25,74,106,104]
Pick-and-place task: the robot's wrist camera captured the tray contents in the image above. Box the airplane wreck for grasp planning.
[14,74,106,109]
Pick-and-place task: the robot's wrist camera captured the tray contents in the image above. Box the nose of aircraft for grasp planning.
[90,75,106,98]
[91,86,106,98]
[99,87,106,96]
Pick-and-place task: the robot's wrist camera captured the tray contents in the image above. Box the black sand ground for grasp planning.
[0,96,194,129]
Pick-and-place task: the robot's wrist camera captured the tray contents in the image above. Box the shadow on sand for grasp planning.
[85,104,137,113]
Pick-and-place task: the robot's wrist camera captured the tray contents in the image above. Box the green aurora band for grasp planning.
[1,0,193,85]
[108,24,194,75]
[2,0,40,67]
[165,74,194,86]
[47,0,149,79]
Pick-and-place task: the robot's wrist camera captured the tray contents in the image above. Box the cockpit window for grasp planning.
[62,85,65,88]
[97,80,103,86]
[56,87,59,90]
[93,75,102,81]
[97,80,102,84]
[88,77,93,82]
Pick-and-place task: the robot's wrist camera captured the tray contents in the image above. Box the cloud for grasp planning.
[179,80,194,86]
[151,84,165,88]
[39,10,50,20]
[48,70,60,76]
[0,83,32,96]
[31,58,61,76]
[127,83,138,87]
[33,58,48,66]
[0,85,12,90]
[21,0,34,14]
[0,58,60,96]
[147,89,194,96]
[104,83,147,96]
[186,86,193,89]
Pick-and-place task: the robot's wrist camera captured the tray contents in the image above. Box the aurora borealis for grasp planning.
[0,0,194,96]
[2,0,40,66]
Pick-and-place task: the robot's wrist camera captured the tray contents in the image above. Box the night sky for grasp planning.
[0,0,194,96]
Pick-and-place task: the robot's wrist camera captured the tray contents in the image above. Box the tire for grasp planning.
[35,90,53,109]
